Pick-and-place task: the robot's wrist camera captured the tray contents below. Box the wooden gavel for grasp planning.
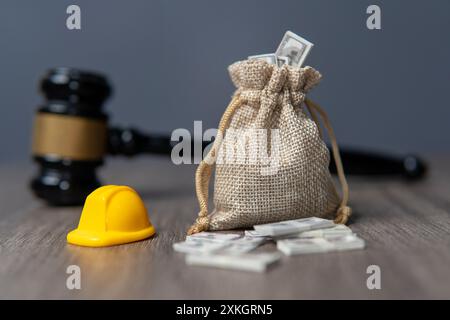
[31,68,178,205]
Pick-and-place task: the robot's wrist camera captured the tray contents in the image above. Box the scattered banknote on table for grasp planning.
[248,30,314,68]
[297,224,353,238]
[185,252,282,273]
[173,231,272,272]
[275,224,354,240]
[253,217,335,237]
[174,217,366,273]
[277,234,365,256]
[220,236,268,254]
[244,229,272,238]
[186,231,241,243]
[173,239,229,254]
[174,233,266,255]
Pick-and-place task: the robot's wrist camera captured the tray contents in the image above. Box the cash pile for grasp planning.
[173,232,279,272]
[249,30,314,68]
[254,218,365,255]
[173,217,365,272]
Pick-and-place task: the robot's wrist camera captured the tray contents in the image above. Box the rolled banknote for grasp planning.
[275,30,313,67]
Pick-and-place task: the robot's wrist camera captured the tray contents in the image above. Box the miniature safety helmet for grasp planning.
[67,185,155,247]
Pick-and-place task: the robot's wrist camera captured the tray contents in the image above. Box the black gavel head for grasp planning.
[31,68,112,205]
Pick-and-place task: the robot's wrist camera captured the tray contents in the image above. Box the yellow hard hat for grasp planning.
[67,185,155,247]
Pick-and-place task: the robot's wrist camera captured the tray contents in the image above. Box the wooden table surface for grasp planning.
[0,156,449,299]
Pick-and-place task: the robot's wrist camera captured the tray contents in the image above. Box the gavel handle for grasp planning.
[107,127,427,179]
[108,127,174,156]
[108,126,213,156]
[328,148,426,180]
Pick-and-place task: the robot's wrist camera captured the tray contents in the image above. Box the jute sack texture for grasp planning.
[188,59,351,234]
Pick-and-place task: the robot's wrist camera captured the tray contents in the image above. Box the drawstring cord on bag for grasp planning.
[304,98,352,224]
[187,95,243,235]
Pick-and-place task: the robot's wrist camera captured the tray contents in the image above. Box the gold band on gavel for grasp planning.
[32,113,107,161]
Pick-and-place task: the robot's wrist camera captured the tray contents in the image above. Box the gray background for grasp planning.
[1,0,449,163]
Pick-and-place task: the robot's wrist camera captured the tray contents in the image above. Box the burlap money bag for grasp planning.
[187,59,351,234]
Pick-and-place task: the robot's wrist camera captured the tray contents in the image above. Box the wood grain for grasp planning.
[0,156,449,299]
